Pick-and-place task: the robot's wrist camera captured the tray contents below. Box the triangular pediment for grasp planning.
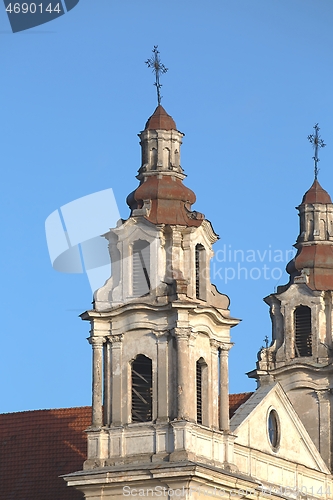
[230,383,329,473]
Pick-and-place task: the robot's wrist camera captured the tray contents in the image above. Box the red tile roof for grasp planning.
[0,395,252,498]
[0,406,91,500]
[229,392,253,417]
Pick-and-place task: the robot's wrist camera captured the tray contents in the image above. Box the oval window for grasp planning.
[268,409,279,449]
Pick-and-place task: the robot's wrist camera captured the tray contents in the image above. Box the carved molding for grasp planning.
[88,337,106,348]
[173,327,192,340]
[107,334,124,344]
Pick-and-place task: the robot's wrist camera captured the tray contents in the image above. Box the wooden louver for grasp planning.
[131,355,153,423]
[294,305,312,357]
[196,360,202,424]
[133,240,150,297]
[195,244,204,299]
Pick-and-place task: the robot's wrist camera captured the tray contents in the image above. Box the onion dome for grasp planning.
[127,175,203,226]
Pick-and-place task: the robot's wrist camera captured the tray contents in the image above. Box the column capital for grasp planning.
[154,330,171,342]
[209,339,220,349]
[316,389,331,402]
[173,327,192,340]
[88,336,106,348]
[220,342,233,352]
[107,334,124,344]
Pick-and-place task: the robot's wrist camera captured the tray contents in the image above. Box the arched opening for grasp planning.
[150,148,157,169]
[294,305,312,357]
[196,357,208,425]
[132,240,150,297]
[195,244,206,300]
[163,147,171,169]
[131,354,152,423]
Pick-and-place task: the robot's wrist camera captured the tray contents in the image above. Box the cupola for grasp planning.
[286,179,333,291]
[126,105,204,226]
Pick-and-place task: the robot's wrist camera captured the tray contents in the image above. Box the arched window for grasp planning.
[132,240,150,297]
[196,358,208,425]
[294,305,312,357]
[195,244,206,300]
[131,355,152,423]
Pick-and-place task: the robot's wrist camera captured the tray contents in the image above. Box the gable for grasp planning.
[230,383,329,473]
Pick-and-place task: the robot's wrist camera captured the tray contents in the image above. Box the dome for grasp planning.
[301,179,332,204]
[144,105,177,131]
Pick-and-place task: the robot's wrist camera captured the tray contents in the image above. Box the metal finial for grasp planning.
[308,123,326,180]
[264,336,269,349]
[145,46,168,106]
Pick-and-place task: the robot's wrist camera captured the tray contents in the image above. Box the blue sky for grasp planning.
[1,0,333,413]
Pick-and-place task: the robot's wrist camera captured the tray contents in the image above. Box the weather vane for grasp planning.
[308,123,326,180]
[145,46,168,106]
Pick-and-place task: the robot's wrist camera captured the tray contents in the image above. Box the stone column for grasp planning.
[210,339,220,429]
[104,340,112,426]
[188,332,197,423]
[110,334,123,426]
[174,328,191,420]
[89,336,105,428]
[156,332,169,423]
[219,344,231,431]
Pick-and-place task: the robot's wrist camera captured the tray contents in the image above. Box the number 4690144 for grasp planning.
[6,3,62,14]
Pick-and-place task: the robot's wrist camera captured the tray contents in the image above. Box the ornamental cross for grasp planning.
[145,46,168,106]
[308,123,326,180]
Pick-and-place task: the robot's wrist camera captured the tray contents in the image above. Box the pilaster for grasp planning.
[174,327,192,421]
[89,336,106,428]
[156,331,170,423]
[219,343,231,432]
[109,334,124,426]
[210,339,219,429]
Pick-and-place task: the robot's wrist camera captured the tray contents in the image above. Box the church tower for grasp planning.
[65,105,244,499]
[249,178,333,470]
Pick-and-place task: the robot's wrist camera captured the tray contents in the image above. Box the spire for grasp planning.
[126,106,204,226]
[282,126,331,290]
[127,51,203,226]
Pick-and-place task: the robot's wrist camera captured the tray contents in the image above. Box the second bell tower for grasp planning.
[249,179,333,470]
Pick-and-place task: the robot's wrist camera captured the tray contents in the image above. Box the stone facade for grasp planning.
[64,107,333,499]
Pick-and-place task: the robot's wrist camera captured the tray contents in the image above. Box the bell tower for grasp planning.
[249,178,333,470]
[66,105,242,499]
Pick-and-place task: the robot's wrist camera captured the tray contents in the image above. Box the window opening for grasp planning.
[196,359,203,424]
[133,240,150,297]
[294,305,312,357]
[131,355,152,422]
[195,244,205,300]
[268,409,279,449]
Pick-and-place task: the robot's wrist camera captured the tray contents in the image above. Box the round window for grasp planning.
[268,409,279,449]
